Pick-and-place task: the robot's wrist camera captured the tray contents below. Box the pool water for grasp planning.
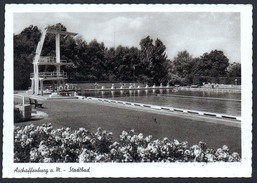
[79,89,241,116]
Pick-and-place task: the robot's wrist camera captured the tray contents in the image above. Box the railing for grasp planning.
[30,71,67,78]
[14,94,25,105]
[38,56,69,64]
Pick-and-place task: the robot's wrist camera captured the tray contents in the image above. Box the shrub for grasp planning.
[14,124,241,163]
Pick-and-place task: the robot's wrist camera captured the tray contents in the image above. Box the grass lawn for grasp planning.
[16,99,241,154]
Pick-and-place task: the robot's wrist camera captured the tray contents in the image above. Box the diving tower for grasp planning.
[30,27,77,95]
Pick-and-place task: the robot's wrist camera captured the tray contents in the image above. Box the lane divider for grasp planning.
[82,97,241,121]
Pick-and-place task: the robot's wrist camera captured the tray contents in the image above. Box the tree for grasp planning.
[172,50,195,85]
[67,39,107,81]
[87,39,107,81]
[69,39,89,81]
[151,39,169,84]
[104,47,117,81]
[104,45,140,82]
[193,50,229,77]
[138,36,154,83]
[110,46,140,82]
[227,62,241,77]
[173,51,194,77]
[61,34,80,81]
[14,25,172,87]
[138,36,169,84]
[14,25,41,90]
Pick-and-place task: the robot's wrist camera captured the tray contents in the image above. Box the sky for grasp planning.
[13,12,241,63]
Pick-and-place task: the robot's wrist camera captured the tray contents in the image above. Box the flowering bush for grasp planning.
[14,124,241,163]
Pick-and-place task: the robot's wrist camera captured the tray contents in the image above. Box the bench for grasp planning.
[29,98,43,108]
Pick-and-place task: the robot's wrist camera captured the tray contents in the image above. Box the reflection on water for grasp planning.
[79,89,241,116]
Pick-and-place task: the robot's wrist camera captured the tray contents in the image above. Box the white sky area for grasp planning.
[14,12,241,63]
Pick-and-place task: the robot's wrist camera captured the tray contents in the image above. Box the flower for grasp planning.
[173,139,180,146]
[145,135,152,143]
[232,152,240,161]
[43,157,52,163]
[138,133,144,140]
[222,145,230,152]
[14,124,241,163]
[204,153,216,162]
[181,141,188,149]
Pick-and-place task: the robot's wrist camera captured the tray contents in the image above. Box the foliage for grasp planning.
[173,51,194,78]
[172,50,195,85]
[14,25,41,90]
[69,39,107,81]
[192,50,229,77]
[14,24,240,89]
[14,25,172,88]
[227,62,241,77]
[138,36,170,85]
[171,50,237,85]
[14,124,241,163]
[105,46,140,82]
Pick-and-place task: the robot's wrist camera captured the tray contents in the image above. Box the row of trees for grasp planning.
[14,23,241,90]
[172,50,241,85]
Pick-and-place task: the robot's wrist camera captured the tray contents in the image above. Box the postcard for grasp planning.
[3,4,252,178]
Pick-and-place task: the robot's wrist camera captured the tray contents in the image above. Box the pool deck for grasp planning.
[15,92,241,125]
[14,92,78,100]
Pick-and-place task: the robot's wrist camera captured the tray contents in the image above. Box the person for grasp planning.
[64,83,69,90]
[59,85,63,91]
[94,82,98,89]
[111,83,115,89]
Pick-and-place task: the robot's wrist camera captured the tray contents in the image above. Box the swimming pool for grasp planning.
[79,89,241,116]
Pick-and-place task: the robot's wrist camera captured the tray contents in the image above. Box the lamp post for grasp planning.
[133,65,135,84]
[113,32,116,49]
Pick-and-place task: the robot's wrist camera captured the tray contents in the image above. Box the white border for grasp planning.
[3,4,253,178]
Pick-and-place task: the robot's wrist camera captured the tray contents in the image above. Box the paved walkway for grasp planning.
[16,98,241,154]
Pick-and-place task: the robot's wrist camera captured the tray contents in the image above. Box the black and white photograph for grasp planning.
[3,4,252,178]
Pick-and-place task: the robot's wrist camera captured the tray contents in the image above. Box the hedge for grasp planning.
[14,124,241,163]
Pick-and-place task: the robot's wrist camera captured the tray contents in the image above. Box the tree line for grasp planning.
[14,23,241,90]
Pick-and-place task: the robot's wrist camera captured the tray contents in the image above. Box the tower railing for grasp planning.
[30,71,67,78]
[38,56,69,64]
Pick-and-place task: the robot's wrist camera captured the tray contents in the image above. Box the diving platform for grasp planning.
[46,29,77,36]
[30,26,77,95]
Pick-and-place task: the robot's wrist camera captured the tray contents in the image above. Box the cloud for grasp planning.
[13,12,240,62]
